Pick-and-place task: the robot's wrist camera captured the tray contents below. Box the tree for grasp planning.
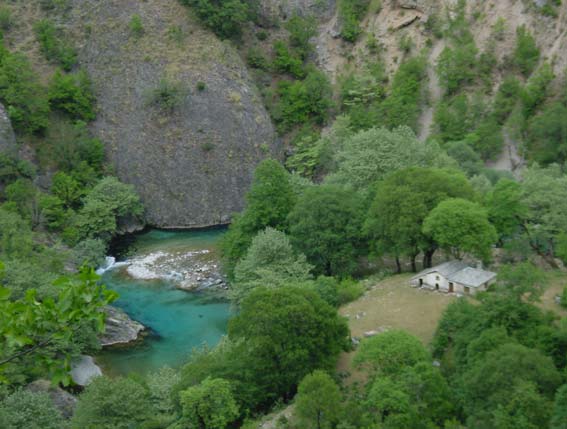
[551,384,567,429]
[331,126,452,190]
[71,377,155,429]
[423,198,497,261]
[0,389,64,429]
[354,330,430,377]
[182,0,249,39]
[231,227,312,305]
[0,268,117,385]
[179,377,239,429]
[486,179,526,241]
[436,42,478,94]
[228,286,349,403]
[365,167,474,272]
[288,185,363,276]
[514,25,540,77]
[0,208,33,258]
[48,70,96,121]
[294,371,342,429]
[221,159,295,278]
[495,262,547,302]
[527,102,567,165]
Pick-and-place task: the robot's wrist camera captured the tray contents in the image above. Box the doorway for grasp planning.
[435,283,439,291]
[449,282,454,293]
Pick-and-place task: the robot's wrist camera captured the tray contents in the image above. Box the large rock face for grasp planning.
[0,103,17,156]
[70,0,279,228]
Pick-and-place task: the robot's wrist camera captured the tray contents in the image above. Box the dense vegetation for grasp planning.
[2,1,567,429]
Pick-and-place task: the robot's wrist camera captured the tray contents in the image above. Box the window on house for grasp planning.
[435,275,440,281]
[465,287,470,294]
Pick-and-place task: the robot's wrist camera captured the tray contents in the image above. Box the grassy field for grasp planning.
[539,271,567,317]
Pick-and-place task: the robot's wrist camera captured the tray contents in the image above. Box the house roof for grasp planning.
[411,261,497,288]
[411,261,469,280]
[447,267,497,288]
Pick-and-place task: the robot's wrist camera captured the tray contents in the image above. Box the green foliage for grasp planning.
[0,208,33,259]
[33,20,77,71]
[0,268,116,385]
[146,78,186,112]
[0,7,12,33]
[0,43,50,134]
[338,0,370,42]
[231,227,312,305]
[247,47,269,70]
[285,15,317,60]
[146,366,180,415]
[493,76,521,124]
[72,176,143,242]
[72,238,107,268]
[182,0,250,39]
[221,160,295,278]
[285,128,331,179]
[354,330,430,377]
[4,178,41,225]
[273,68,333,132]
[365,167,474,270]
[552,384,567,429]
[288,185,363,276]
[228,286,349,405]
[521,62,555,117]
[0,389,64,429]
[71,376,154,429]
[495,262,547,302]
[486,179,526,241]
[179,377,239,429]
[1,259,58,300]
[48,70,96,121]
[128,14,144,38]
[423,198,497,261]
[446,140,484,176]
[272,40,305,78]
[436,42,478,95]
[331,126,453,190]
[527,101,567,165]
[514,25,540,77]
[294,371,342,429]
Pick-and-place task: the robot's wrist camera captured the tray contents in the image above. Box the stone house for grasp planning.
[410,261,497,295]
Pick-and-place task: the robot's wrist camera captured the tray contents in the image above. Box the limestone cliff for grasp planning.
[69,0,279,228]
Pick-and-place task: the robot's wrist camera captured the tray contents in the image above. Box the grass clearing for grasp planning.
[539,270,567,317]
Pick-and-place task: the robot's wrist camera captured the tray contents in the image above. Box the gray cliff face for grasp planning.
[0,103,17,156]
[70,0,280,228]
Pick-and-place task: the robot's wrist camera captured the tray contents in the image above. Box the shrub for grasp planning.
[561,287,567,309]
[0,7,13,32]
[48,70,96,120]
[337,279,365,305]
[247,48,269,70]
[0,43,50,134]
[514,25,540,77]
[272,40,305,78]
[338,0,370,42]
[436,42,478,95]
[129,14,144,38]
[196,81,206,91]
[181,0,249,39]
[33,19,77,71]
[0,389,64,429]
[146,78,186,112]
[285,15,317,59]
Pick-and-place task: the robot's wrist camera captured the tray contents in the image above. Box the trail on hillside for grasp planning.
[418,40,445,141]
[486,130,524,177]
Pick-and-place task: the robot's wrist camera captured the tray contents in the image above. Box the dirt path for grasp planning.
[418,40,446,141]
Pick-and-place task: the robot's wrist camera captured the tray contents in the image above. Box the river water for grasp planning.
[95,228,231,376]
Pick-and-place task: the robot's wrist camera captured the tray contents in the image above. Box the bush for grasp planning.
[247,48,269,70]
[129,14,144,38]
[284,15,317,59]
[514,25,540,77]
[146,78,186,112]
[48,70,96,120]
[338,0,370,42]
[561,287,567,309]
[181,0,249,39]
[0,389,64,429]
[272,40,305,78]
[436,42,478,95]
[0,7,12,32]
[33,19,77,71]
[337,278,365,305]
[0,43,50,134]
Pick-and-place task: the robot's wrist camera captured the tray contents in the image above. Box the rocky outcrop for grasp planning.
[27,379,77,419]
[100,306,145,347]
[0,103,17,156]
[70,355,102,386]
[69,0,280,228]
[258,0,336,25]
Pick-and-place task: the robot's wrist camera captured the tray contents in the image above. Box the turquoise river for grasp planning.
[96,228,231,376]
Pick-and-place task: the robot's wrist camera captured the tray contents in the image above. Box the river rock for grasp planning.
[27,379,77,419]
[70,355,102,386]
[99,306,145,347]
[69,0,280,229]
[0,103,17,156]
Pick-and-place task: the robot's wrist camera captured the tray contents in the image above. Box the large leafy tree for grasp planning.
[485,178,526,242]
[294,371,342,429]
[0,266,117,385]
[221,159,295,278]
[179,377,239,429]
[365,167,474,272]
[552,384,567,429]
[71,377,155,429]
[288,184,363,276]
[423,198,497,261]
[0,389,64,429]
[228,286,349,404]
[231,227,312,305]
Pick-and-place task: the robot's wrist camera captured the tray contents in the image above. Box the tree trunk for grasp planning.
[423,248,435,269]
[411,254,417,273]
[395,256,402,274]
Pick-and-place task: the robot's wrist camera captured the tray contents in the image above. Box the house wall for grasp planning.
[420,272,450,292]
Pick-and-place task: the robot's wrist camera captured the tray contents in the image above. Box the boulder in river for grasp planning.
[100,306,145,347]
[70,355,102,386]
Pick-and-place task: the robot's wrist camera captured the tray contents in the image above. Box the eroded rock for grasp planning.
[70,355,102,386]
[27,379,77,419]
[99,306,145,347]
